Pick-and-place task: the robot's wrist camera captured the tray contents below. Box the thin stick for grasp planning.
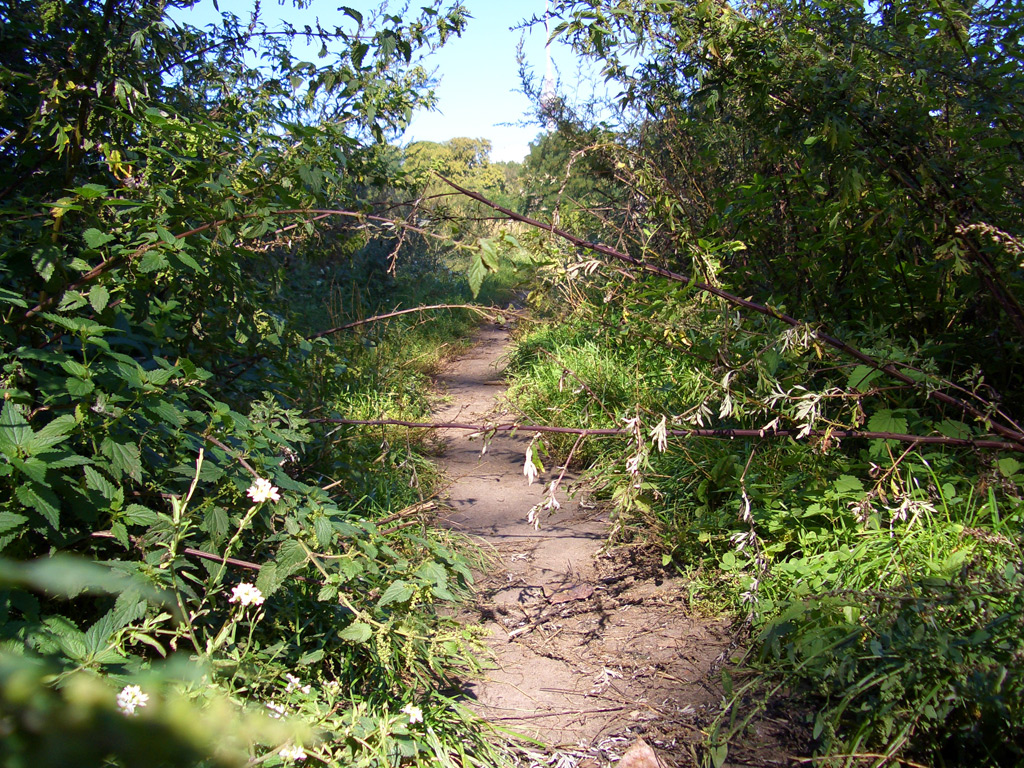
[310,417,1024,453]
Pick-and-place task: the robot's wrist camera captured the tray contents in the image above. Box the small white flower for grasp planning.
[229,582,265,607]
[402,703,424,724]
[285,673,311,694]
[266,701,286,719]
[625,453,643,477]
[246,477,281,504]
[523,445,539,485]
[116,684,149,716]
[649,416,668,453]
[279,744,306,761]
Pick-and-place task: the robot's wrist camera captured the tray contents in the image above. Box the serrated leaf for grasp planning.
[377,579,413,608]
[138,250,168,272]
[255,562,283,598]
[317,583,338,602]
[338,621,373,643]
[66,377,95,398]
[11,456,48,484]
[314,516,334,549]
[28,415,76,454]
[30,245,59,282]
[276,539,308,572]
[0,401,31,454]
[203,505,229,541]
[867,409,908,435]
[83,229,115,249]
[936,419,971,440]
[833,474,864,494]
[124,503,160,526]
[60,360,90,378]
[0,511,28,535]
[467,252,486,298]
[847,364,881,394]
[89,285,110,312]
[998,458,1022,478]
[84,465,119,501]
[15,484,60,529]
[73,184,109,199]
[100,437,142,482]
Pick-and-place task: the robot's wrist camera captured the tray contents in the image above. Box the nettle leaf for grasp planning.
[83,229,115,249]
[100,436,142,482]
[314,516,334,549]
[255,562,283,598]
[847,364,882,394]
[30,245,60,282]
[0,401,32,455]
[377,579,413,608]
[276,539,308,573]
[0,511,28,535]
[89,285,110,312]
[867,409,908,435]
[338,621,373,643]
[84,465,119,501]
[28,415,76,454]
[15,483,60,529]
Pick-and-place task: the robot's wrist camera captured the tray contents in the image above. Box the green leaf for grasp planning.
[867,409,908,435]
[138,250,169,273]
[255,562,283,598]
[997,458,1022,478]
[847,364,881,393]
[0,401,31,455]
[467,252,486,299]
[377,579,413,608]
[100,437,142,482]
[0,511,28,535]
[15,484,60,529]
[338,621,373,643]
[30,245,59,282]
[28,415,76,454]
[314,516,334,549]
[83,229,115,249]
[66,377,95,398]
[89,285,110,312]
[84,465,119,501]
[276,539,308,572]
[73,184,109,199]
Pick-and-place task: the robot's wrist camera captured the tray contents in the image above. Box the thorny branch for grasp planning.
[435,174,1024,448]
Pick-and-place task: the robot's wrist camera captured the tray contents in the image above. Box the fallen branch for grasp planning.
[436,174,1024,448]
[311,417,1024,453]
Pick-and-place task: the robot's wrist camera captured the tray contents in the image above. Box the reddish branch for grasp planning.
[313,417,1024,453]
[436,174,1024,448]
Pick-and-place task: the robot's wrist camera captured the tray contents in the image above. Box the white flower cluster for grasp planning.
[117,684,149,716]
[246,477,281,504]
[402,703,424,724]
[285,672,311,694]
[229,582,265,607]
[279,744,306,761]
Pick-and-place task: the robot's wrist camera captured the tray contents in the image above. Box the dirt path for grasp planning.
[428,324,793,767]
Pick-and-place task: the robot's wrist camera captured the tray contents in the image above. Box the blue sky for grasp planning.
[170,1,588,163]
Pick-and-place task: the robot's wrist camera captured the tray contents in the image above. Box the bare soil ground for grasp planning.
[431,324,805,768]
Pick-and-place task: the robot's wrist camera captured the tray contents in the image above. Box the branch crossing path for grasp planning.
[428,324,793,766]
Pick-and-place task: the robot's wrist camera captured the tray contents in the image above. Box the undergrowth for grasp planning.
[504,274,1024,767]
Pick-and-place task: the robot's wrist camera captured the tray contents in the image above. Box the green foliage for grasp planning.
[0,0,518,765]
